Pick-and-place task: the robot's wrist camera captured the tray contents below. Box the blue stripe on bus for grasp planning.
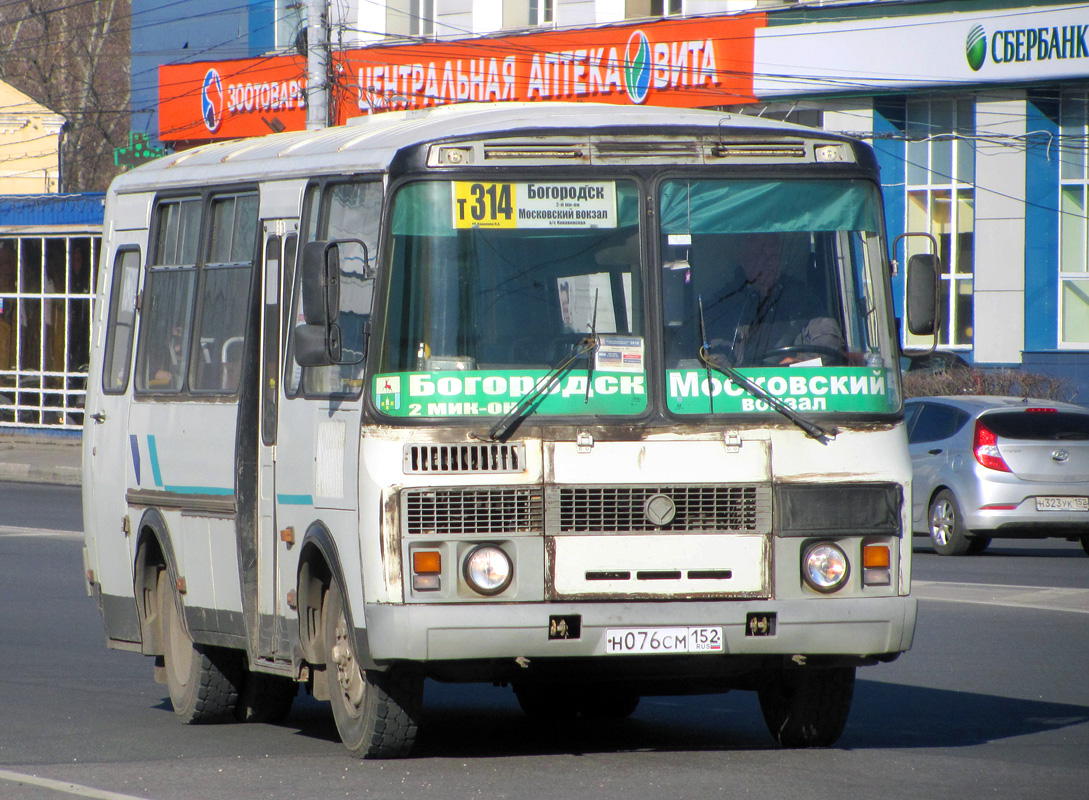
[162,485,235,496]
[277,494,313,505]
[147,435,163,488]
[129,435,141,485]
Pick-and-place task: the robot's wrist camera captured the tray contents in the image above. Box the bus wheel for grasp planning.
[235,672,297,724]
[158,570,241,723]
[757,666,855,748]
[579,689,640,719]
[323,582,421,758]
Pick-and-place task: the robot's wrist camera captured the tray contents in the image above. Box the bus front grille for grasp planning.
[403,487,544,536]
[549,485,771,534]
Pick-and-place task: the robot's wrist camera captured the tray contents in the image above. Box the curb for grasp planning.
[0,463,82,486]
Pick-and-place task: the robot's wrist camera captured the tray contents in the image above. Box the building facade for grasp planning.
[0,81,64,194]
[139,0,1089,398]
[0,194,103,429]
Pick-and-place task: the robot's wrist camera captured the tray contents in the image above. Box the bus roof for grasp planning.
[110,102,852,194]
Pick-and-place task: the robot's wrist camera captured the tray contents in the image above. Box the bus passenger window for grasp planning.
[190,266,252,393]
[135,270,195,392]
[190,194,258,395]
[102,249,141,393]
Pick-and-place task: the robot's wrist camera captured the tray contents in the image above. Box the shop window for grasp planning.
[904,97,975,349]
[1059,93,1089,345]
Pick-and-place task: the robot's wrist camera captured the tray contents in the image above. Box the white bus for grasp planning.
[83,102,931,758]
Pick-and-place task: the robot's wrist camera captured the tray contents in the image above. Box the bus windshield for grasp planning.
[374,176,899,421]
[376,179,647,419]
[660,178,899,417]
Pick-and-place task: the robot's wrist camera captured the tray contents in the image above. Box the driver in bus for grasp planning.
[707,232,843,366]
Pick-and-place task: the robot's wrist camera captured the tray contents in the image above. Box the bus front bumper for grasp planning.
[361,595,917,666]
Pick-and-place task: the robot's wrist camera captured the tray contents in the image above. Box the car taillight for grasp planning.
[973,419,1011,472]
[1024,407,1057,413]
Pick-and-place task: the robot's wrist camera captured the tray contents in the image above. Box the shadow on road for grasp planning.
[267,677,1089,757]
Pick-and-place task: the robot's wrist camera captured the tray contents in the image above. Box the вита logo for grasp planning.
[966,24,987,71]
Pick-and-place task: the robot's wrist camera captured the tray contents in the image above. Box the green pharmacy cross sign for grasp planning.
[114,133,169,169]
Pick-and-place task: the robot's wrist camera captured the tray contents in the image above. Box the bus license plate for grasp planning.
[604,627,723,655]
[1036,496,1089,512]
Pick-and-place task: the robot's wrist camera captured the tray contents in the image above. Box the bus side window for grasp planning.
[134,198,202,394]
[190,194,259,394]
[102,248,141,394]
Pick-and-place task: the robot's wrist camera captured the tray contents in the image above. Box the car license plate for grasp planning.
[1035,496,1089,512]
[604,627,723,655]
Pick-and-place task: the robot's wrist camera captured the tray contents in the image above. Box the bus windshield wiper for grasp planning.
[697,295,834,445]
[483,337,596,442]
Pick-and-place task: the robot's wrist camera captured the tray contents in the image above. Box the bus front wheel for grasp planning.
[757,666,855,748]
[158,570,241,723]
[322,582,422,758]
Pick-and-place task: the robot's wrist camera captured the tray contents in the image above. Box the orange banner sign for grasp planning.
[159,15,763,144]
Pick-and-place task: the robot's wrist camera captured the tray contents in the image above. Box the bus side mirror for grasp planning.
[905,253,940,336]
[295,241,343,366]
[301,241,339,326]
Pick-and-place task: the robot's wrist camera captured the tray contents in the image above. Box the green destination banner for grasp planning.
[667,367,897,415]
[374,370,648,418]
[374,367,897,418]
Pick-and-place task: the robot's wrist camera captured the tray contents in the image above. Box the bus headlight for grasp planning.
[802,542,850,593]
[463,545,513,596]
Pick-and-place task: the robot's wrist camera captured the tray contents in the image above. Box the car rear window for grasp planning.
[984,410,1089,441]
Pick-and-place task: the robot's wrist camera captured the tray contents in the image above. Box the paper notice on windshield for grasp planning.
[595,335,644,373]
[452,182,617,229]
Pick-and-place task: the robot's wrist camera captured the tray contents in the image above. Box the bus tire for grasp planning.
[235,672,297,724]
[323,582,421,758]
[757,666,855,748]
[159,570,241,723]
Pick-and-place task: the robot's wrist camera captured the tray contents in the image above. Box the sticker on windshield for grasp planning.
[667,367,897,414]
[374,369,646,418]
[595,336,644,373]
[452,182,617,229]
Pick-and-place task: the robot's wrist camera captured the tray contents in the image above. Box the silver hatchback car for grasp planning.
[905,396,1089,556]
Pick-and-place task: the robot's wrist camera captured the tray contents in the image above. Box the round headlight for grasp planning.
[802,543,849,593]
[463,545,513,596]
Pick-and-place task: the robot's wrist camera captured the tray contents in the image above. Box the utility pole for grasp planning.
[306,0,328,130]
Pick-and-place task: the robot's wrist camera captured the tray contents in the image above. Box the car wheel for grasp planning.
[928,489,972,556]
[1081,537,1089,557]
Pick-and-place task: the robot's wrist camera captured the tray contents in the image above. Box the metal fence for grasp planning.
[1,232,101,429]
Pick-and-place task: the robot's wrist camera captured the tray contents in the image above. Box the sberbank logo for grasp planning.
[966,24,987,71]
[623,30,651,105]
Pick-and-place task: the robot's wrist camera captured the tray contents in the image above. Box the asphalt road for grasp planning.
[1,481,1087,800]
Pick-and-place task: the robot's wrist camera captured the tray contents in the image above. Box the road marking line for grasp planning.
[913,580,1089,614]
[0,769,152,800]
[0,525,82,540]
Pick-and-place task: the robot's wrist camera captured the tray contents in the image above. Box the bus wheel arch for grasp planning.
[132,508,176,657]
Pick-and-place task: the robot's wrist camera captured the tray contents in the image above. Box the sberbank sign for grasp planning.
[966,20,1089,72]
